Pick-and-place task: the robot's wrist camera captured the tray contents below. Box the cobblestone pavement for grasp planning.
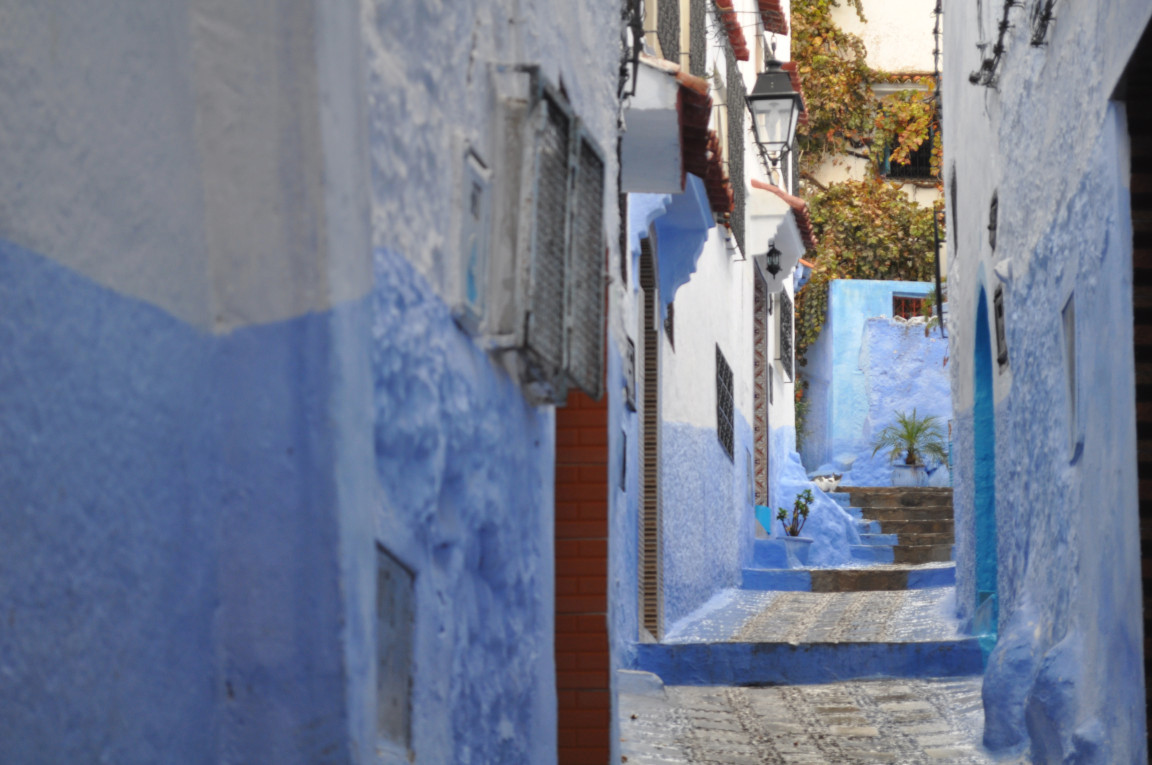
[663,587,966,645]
[620,677,996,764]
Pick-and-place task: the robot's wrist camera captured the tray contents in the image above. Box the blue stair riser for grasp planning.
[742,568,812,591]
[828,492,852,508]
[856,519,882,534]
[907,567,955,588]
[849,545,895,564]
[859,533,899,546]
[752,540,790,569]
[634,640,984,686]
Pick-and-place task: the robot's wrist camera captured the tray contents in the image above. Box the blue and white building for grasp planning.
[945,0,1151,760]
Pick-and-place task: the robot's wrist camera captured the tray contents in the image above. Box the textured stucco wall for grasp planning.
[830,0,936,74]
[802,280,944,483]
[0,2,377,761]
[945,0,1149,759]
[371,248,558,763]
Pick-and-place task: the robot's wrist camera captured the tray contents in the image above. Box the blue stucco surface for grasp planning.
[660,418,754,628]
[949,104,1145,761]
[801,280,949,486]
[370,247,557,764]
[770,426,859,567]
[0,238,360,763]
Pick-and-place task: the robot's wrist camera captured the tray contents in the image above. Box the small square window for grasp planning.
[893,295,926,320]
[882,140,934,180]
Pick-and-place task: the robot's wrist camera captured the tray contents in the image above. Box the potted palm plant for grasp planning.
[776,489,814,567]
[871,409,949,487]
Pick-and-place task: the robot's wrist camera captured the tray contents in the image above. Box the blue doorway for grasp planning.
[973,288,998,655]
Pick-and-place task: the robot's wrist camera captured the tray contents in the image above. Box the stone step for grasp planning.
[879,518,954,535]
[863,505,954,522]
[742,563,955,592]
[856,519,882,534]
[859,532,899,546]
[843,487,953,508]
[634,589,982,686]
[893,544,954,564]
[892,530,954,546]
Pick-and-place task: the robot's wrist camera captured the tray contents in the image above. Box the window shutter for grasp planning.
[525,92,573,378]
[564,134,606,399]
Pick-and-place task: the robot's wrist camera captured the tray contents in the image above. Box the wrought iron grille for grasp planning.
[658,0,680,65]
[893,295,926,320]
[716,345,735,460]
[778,291,793,381]
[565,138,605,397]
[664,301,675,350]
[727,54,747,255]
[883,140,934,180]
[527,95,571,372]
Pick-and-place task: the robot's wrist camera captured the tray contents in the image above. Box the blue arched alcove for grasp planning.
[973,288,998,655]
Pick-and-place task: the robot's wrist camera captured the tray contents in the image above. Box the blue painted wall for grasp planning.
[659,416,755,629]
[801,279,949,486]
[0,238,362,763]
[948,103,1146,760]
[370,248,558,764]
[972,288,997,646]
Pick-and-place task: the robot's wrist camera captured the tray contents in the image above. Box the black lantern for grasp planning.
[746,58,804,170]
[764,242,782,276]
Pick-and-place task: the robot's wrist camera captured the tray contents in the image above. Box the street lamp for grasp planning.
[763,242,782,276]
[746,56,804,183]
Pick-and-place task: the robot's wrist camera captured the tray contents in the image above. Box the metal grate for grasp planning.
[526,95,572,373]
[689,0,707,77]
[727,53,747,254]
[638,241,663,639]
[657,0,680,65]
[716,345,735,460]
[376,545,415,750]
[893,295,926,320]
[779,290,794,381]
[566,138,605,398]
[883,139,934,180]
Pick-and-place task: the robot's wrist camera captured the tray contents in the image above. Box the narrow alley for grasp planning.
[0,0,1148,763]
[618,487,994,764]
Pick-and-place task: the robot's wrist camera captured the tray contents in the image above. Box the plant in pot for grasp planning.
[870,408,948,487]
[776,489,814,567]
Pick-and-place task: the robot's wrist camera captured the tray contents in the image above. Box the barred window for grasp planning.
[893,295,926,320]
[882,139,934,180]
[664,301,675,351]
[716,345,734,461]
[778,291,793,382]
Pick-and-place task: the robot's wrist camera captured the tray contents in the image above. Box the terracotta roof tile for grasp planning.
[715,2,751,62]
[758,0,788,36]
[751,178,817,250]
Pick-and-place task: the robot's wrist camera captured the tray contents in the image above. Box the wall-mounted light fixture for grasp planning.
[746,53,804,184]
[763,241,782,276]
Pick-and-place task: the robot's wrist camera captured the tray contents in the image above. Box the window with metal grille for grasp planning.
[376,544,415,752]
[994,285,1009,367]
[893,295,926,320]
[514,82,605,403]
[657,0,680,65]
[716,345,734,461]
[664,301,675,350]
[882,139,934,180]
[726,54,747,254]
[778,291,793,382]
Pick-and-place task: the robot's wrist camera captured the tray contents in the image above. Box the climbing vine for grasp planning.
[789,0,945,441]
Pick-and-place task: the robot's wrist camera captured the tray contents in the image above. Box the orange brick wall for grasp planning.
[555,390,610,764]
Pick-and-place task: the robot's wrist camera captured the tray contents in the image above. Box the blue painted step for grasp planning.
[752,539,789,569]
[827,492,853,508]
[850,544,894,564]
[635,639,983,687]
[742,568,812,591]
[856,519,882,534]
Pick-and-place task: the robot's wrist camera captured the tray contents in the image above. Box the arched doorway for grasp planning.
[973,287,998,654]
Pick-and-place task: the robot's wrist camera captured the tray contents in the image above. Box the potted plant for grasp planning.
[776,489,814,567]
[870,408,949,487]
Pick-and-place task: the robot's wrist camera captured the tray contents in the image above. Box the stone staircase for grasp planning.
[633,486,980,686]
[742,486,956,592]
